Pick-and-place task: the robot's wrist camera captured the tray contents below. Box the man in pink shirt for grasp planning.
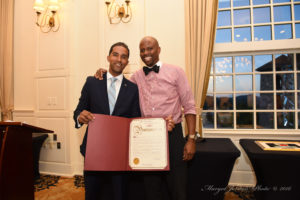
[135,36,196,200]
[96,36,196,200]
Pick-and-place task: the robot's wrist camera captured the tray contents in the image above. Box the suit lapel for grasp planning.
[100,73,110,114]
[113,77,129,114]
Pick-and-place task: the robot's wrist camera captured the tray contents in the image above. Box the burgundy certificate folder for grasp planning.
[84,114,170,171]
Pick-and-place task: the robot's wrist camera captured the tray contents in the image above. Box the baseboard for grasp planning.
[39,161,74,177]
[72,162,84,176]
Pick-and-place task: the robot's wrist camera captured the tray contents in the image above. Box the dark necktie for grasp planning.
[143,65,159,75]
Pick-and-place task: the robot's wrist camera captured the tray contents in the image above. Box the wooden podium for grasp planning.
[0,122,53,200]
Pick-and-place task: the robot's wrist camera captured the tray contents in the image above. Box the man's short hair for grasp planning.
[109,42,130,58]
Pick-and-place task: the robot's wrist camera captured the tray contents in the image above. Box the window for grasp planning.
[216,0,300,43]
[205,0,300,131]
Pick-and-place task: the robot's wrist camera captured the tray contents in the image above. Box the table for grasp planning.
[187,138,240,200]
[127,138,240,200]
[240,139,300,200]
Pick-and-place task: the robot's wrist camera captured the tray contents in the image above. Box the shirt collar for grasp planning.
[107,72,123,82]
[156,61,162,67]
[156,61,162,68]
[147,61,162,69]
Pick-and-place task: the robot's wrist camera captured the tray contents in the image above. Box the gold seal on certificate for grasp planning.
[129,118,168,170]
[133,158,140,165]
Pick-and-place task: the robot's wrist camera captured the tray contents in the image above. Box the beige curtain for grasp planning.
[184,0,218,137]
[0,0,14,121]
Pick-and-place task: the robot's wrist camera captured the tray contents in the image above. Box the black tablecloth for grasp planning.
[188,138,240,200]
[240,139,300,200]
[127,138,240,200]
[32,134,48,180]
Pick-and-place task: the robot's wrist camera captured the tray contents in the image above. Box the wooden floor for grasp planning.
[35,176,84,200]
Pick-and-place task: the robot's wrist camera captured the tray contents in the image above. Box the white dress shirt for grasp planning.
[107,72,123,98]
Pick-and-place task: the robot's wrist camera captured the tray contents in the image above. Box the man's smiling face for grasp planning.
[107,46,129,76]
[139,37,161,67]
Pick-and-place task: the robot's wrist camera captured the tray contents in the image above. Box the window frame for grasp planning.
[206,0,300,134]
[205,51,299,131]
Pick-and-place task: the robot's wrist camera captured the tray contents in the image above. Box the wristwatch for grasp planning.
[188,133,198,142]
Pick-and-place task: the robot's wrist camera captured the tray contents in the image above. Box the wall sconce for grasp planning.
[105,0,132,24]
[33,0,61,33]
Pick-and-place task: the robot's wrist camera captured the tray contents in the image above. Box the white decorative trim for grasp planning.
[13,109,34,115]
[39,161,74,177]
[35,69,70,78]
[72,162,84,176]
[35,111,71,118]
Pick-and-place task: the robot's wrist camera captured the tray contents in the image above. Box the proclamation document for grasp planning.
[129,118,168,170]
[85,114,169,171]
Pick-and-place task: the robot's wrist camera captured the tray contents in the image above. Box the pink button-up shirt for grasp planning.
[131,62,196,124]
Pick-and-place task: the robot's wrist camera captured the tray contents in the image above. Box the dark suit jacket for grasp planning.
[73,74,141,156]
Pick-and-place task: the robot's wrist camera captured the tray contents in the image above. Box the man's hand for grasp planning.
[78,110,95,124]
[183,139,196,161]
[183,114,196,161]
[94,68,107,80]
[165,115,175,131]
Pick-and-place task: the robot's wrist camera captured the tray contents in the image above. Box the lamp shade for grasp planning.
[33,0,45,12]
[48,0,60,11]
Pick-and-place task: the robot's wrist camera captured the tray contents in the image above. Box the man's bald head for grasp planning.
[139,36,159,47]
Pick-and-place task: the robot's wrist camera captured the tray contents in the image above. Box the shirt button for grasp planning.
[152,107,155,111]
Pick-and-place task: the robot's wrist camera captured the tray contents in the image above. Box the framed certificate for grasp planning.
[84,114,170,171]
[255,140,300,151]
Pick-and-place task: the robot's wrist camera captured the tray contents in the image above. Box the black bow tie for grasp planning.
[143,65,159,75]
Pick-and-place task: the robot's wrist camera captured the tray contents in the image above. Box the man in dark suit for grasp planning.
[73,42,141,200]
